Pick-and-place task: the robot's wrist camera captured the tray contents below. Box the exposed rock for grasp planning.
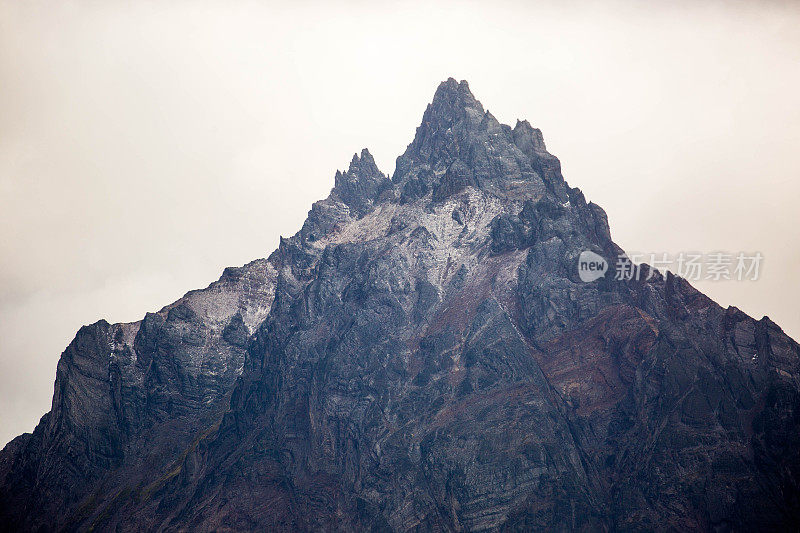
[2,78,799,531]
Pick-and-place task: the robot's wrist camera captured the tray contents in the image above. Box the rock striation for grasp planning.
[2,79,799,531]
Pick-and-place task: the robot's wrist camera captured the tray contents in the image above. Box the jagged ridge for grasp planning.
[1,78,799,532]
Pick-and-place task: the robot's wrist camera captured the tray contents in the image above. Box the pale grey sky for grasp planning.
[1,0,799,448]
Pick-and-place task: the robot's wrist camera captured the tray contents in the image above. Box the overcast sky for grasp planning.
[1,0,799,448]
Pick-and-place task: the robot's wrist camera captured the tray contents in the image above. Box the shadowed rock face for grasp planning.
[2,78,799,532]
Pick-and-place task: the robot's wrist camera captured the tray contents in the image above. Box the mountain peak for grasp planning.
[429,77,482,116]
[332,147,389,217]
[414,78,486,144]
[392,79,556,203]
[346,148,379,176]
[513,118,547,154]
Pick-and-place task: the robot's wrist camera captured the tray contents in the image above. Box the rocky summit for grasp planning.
[2,79,799,532]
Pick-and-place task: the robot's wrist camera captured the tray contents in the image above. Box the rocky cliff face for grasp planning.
[2,79,799,531]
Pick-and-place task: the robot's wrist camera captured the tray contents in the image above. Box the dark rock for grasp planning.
[2,79,799,532]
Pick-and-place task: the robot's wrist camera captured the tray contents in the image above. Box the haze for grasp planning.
[1,0,799,448]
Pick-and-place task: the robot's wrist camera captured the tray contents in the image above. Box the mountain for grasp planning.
[2,78,799,531]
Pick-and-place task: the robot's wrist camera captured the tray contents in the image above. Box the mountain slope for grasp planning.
[2,79,799,531]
